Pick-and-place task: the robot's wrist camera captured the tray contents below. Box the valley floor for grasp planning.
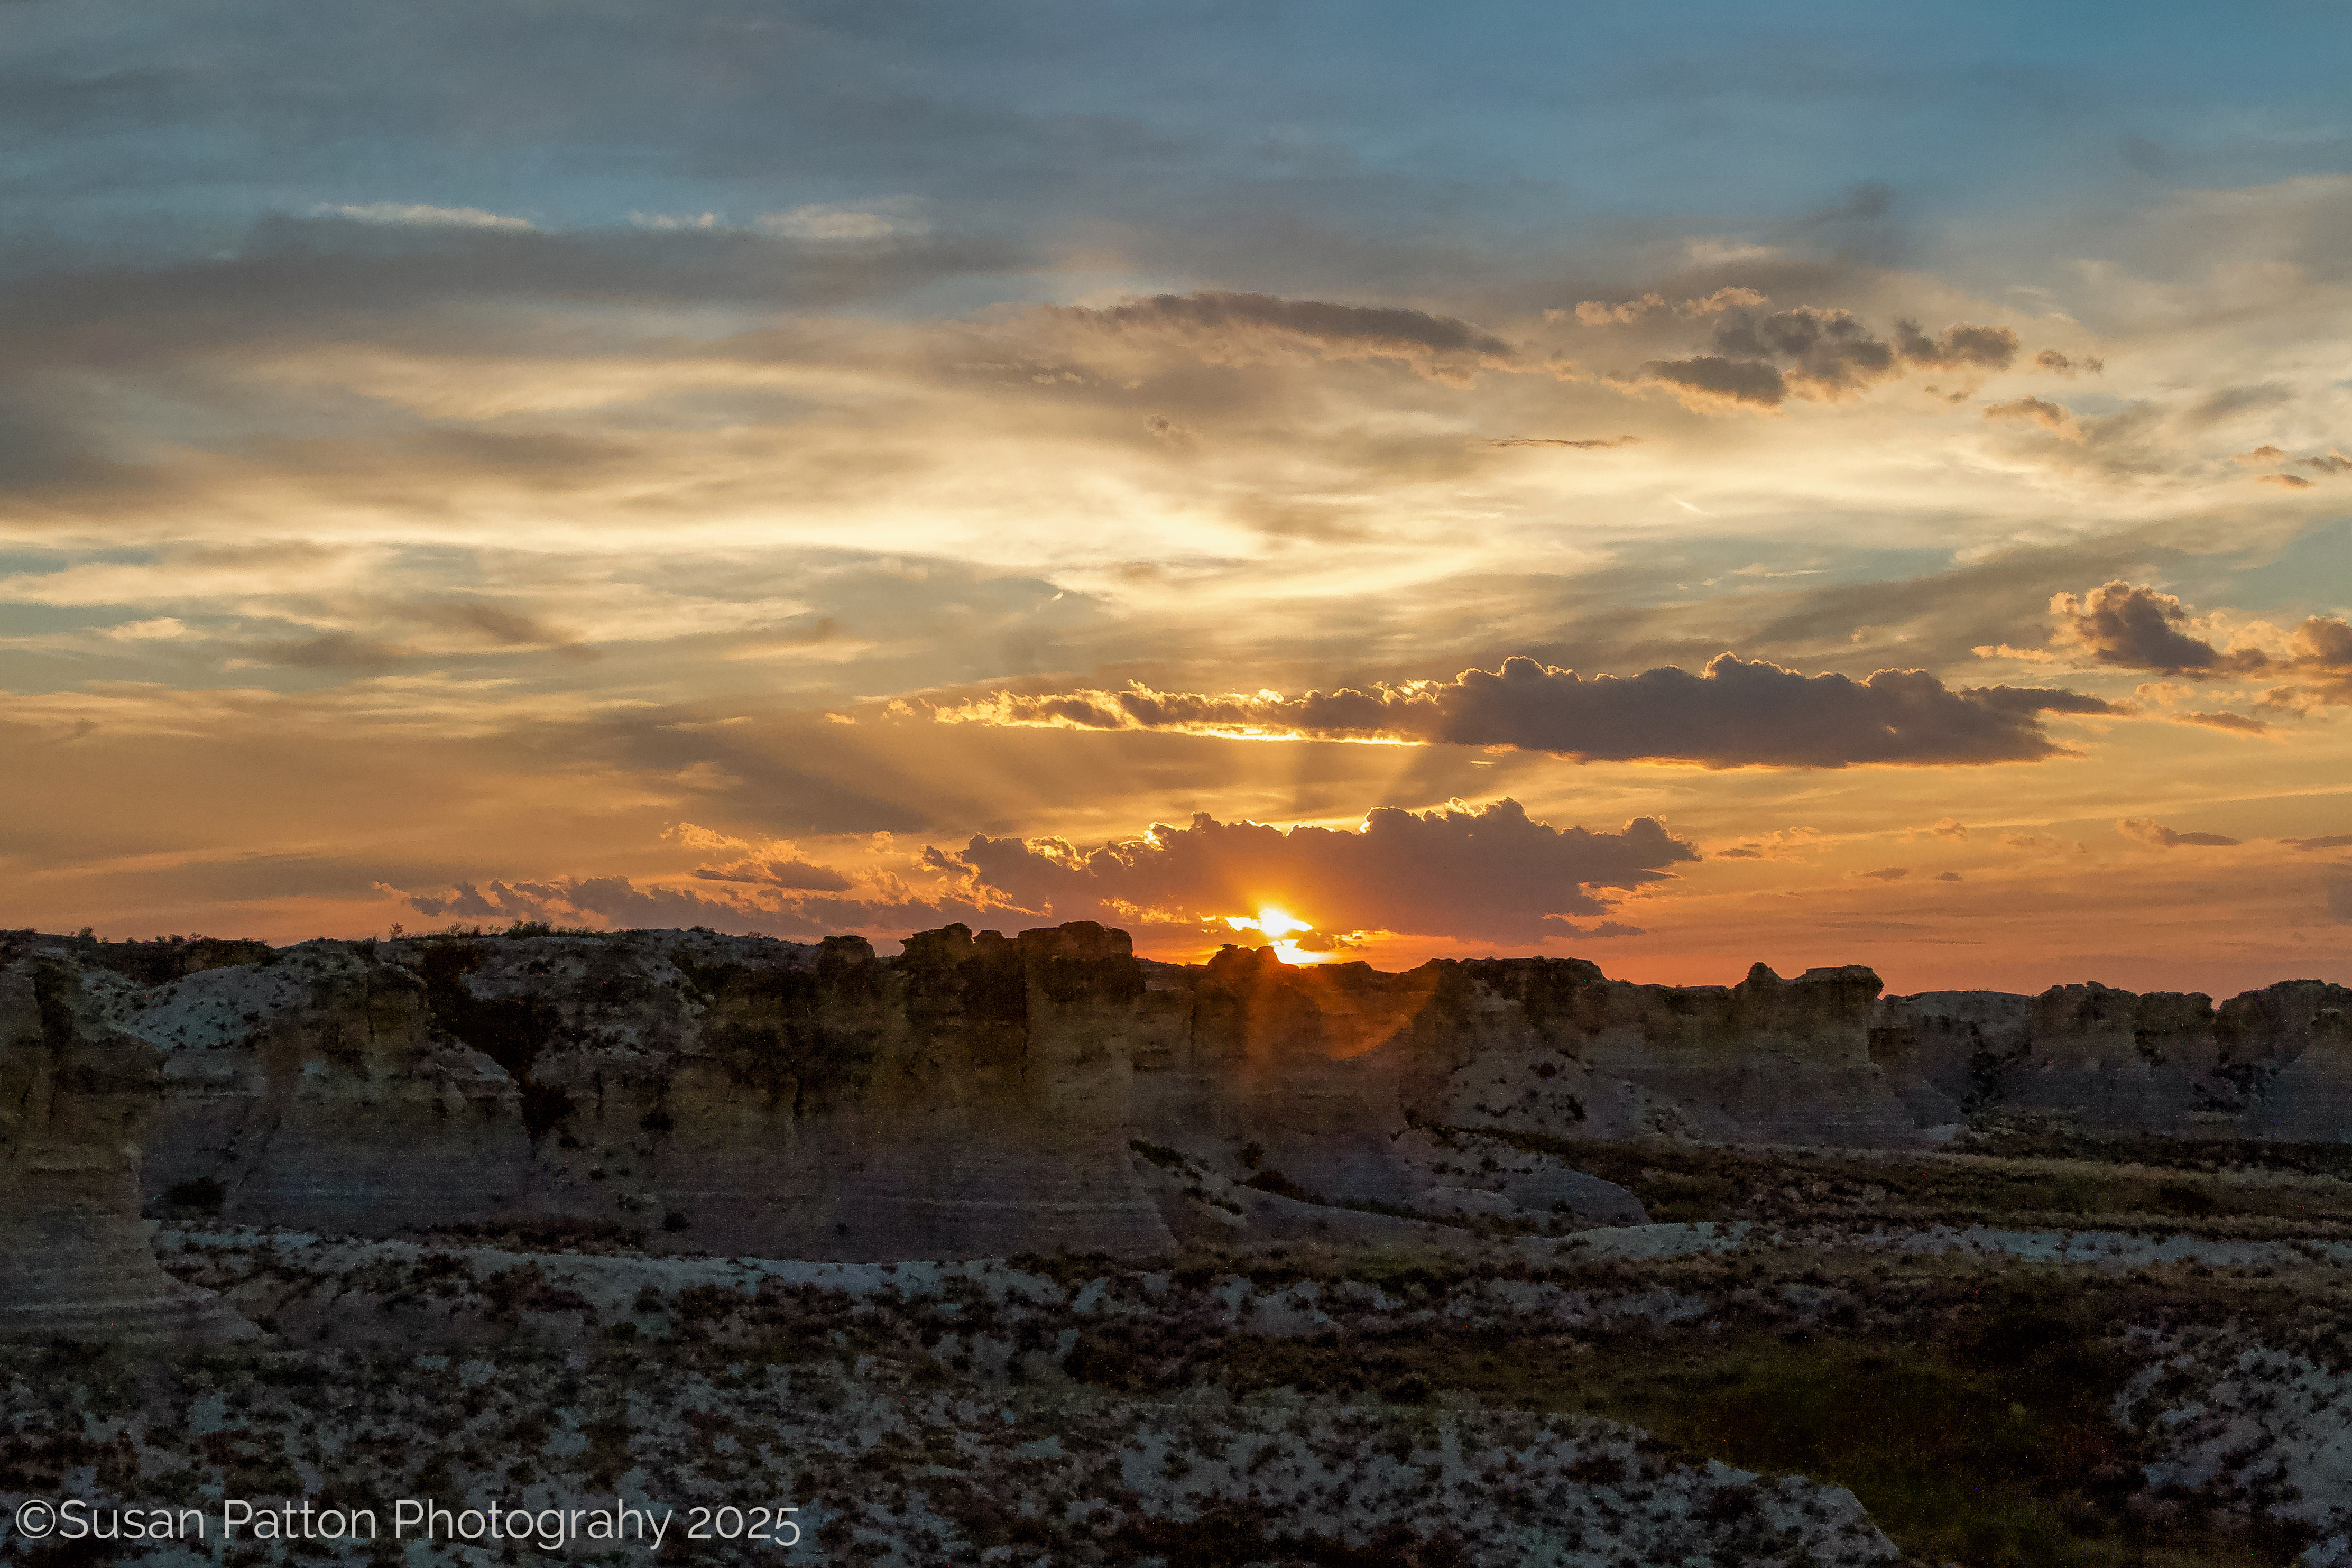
[12,1138,2352,1568]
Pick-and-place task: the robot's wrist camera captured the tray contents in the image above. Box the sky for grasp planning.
[4,0,2351,996]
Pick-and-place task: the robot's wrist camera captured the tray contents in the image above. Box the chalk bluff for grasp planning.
[4,922,2350,1330]
[0,938,254,1343]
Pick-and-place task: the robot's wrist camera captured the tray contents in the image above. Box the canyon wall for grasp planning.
[5,923,2349,1280]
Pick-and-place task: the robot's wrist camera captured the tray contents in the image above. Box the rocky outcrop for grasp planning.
[7,924,2351,1268]
[1872,978,2352,1137]
[0,936,253,1342]
[1395,955,1915,1148]
[123,925,1179,1262]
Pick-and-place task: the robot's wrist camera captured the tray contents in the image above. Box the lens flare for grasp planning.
[1254,906,1309,938]
[1220,905,1325,963]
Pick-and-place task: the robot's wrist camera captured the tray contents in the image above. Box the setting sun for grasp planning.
[1220,905,1328,963]
[12,10,2352,1564]
[1221,906,1310,938]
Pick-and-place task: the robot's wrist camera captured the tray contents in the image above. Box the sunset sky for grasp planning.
[5,1,2351,995]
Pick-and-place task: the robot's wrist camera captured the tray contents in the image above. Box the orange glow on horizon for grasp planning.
[1217,905,1332,964]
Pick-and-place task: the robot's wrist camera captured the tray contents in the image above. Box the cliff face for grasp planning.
[125,924,1178,1262]
[6,923,2351,1272]
[1873,979,2352,1139]
[1391,956,1912,1149]
[0,937,252,1341]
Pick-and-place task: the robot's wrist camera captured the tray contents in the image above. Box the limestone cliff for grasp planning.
[1873,978,2352,1137]
[122,924,1178,1261]
[5,923,2350,1272]
[0,934,252,1341]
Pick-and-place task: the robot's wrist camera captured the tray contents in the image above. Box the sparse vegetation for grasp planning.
[1465,1123,2352,1233]
[15,925,2352,1565]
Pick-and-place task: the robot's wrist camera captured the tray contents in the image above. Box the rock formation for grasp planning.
[4,921,2350,1280]
[0,934,252,1342]
[1871,978,2352,1139]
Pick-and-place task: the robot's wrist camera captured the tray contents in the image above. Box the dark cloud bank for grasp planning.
[400,798,1695,947]
[932,654,2119,768]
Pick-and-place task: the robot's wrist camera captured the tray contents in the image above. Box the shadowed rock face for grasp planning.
[6,922,2351,1273]
[0,938,253,1342]
[1874,979,2352,1139]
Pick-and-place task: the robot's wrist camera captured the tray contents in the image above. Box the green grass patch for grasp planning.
[1174,1277,2312,1568]
[1462,1124,2352,1231]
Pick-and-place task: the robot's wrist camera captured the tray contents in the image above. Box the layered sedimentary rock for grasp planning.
[0,935,252,1342]
[1870,978,2352,1139]
[132,924,1180,1261]
[6,923,2351,1271]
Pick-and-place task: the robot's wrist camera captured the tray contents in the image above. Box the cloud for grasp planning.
[1852,866,1910,881]
[924,798,1694,944]
[1890,318,2021,371]
[2299,616,2352,668]
[2042,580,2352,705]
[2034,348,2103,376]
[689,856,853,892]
[322,202,533,230]
[0,216,1034,380]
[2186,384,2296,428]
[923,653,2120,768]
[1984,396,2079,437]
[396,799,1699,947]
[1934,871,1963,882]
[401,875,854,933]
[754,200,927,241]
[408,599,592,655]
[1483,435,1641,449]
[659,819,857,890]
[2283,834,2352,851]
[2174,710,2271,735]
[2223,439,2352,479]
[236,631,410,670]
[2048,580,2256,674]
[1711,308,1898,396]
[2328,874,2352,924]
[2116,818,2241,848]
[1710,827,1827,861]
[1644,307,2017,410]
[1056,290,1516,376]
[1642,355,1788,408]
[1566,287,1767,325]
